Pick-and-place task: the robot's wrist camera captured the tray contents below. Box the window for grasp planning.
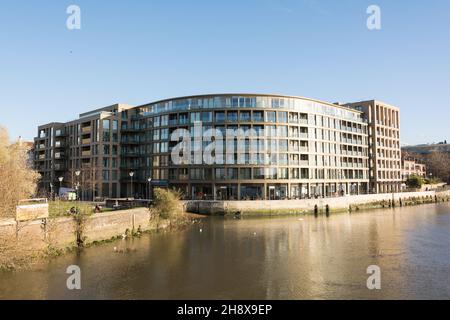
[153,129,160,140]
[227,111,238,122]
[265,111,276,123]
[253,111,263,122]
[215,168,226,179]
[253,168,265,179]
[160,115,168,126]
[215,111,225,123]
[278,168,288,179]
[278,140,288,152]
[240,168,251,179]
[240,111,251,122]
[102,120,110,131]
[278,112,287,123]
[277,126,288,137]
[227,168,238,179]
[201,112,212,122]
[161,128,169,140]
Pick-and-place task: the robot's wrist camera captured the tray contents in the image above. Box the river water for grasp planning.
[1,203,450,300]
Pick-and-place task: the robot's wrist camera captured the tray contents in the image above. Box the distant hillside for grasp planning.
[402,143,450,154]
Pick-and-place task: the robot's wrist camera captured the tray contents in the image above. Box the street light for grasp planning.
[58,176,64,198]
[49,183,54,200]
[129,171,135,199]
[75,170,81,201]
[147,178,152,200]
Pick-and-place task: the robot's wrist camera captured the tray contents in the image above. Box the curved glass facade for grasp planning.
[120,94,370,200]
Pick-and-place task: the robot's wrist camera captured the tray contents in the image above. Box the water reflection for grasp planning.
[1,203,449,300]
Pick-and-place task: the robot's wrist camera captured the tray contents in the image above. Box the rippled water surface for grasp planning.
[1,203,450,299]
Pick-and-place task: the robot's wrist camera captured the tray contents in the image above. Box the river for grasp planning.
[1,203,450,300]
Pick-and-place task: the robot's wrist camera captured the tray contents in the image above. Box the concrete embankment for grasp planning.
[185,190,450,216]
[0,208,190,253]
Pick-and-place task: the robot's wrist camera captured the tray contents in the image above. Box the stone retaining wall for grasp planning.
[185,190,450,215]
[0,208,153,251]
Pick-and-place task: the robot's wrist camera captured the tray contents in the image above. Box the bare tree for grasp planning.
[0,127,40,269]
[0,127,39,218]
[426,151,450,182]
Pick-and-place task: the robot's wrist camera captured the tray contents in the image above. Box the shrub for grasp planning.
[152,188,183,219]
[406,175,424,189]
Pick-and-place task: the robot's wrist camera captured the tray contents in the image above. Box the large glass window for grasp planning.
[265,111,276,123]
[252,111,263,122]
[240,168,251,179]
[277,126,288,137]
[227,111,238,122]
[215,111,225,123]
[239,111,251,122]
[278,112,287,123]
[201,112,212,122]
[190,112,200,123]
[215,168,226,180]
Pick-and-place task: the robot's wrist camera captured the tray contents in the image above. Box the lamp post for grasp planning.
[147,178,152,200]
[129,171,135,199]
[58,176,64,199]
[50,183,54,200]
[75,170,81,201]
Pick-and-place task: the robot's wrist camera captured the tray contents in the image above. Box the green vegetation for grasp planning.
[406,175,424,189]
[152,188,184,219]
[48,201,113,218]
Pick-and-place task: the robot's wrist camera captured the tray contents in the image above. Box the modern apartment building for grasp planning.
[344,100,402,193]
[34,94,401,200]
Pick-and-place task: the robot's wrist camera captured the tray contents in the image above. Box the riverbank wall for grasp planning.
[185,190,450,216]
[0,208,178,253]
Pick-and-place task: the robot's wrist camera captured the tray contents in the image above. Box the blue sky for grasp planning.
[0,0,449,144]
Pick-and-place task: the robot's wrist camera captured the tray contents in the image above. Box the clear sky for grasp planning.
[0,0,449,145]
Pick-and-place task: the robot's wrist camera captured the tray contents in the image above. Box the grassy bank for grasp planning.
[48,201,113,218]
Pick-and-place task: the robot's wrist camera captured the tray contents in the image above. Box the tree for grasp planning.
[426,151,450,183]
[1,126,40,269]
[0,127,39,218]
[406,175,424,189]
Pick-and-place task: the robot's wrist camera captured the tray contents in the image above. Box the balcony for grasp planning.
[54,152,65,159]
[121,151,140,157]
[38,154,46,160]
[55,130,67,137]
[121,127,140,133]
[300,160,309,166]
[81,150,91,157]
[81,126,91,134]
[82,138,91,145]
[299,147,308,153]
[54,141,65,148]
[54,163,66,171]
[121,138,140,145]
[38,144,46,150]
